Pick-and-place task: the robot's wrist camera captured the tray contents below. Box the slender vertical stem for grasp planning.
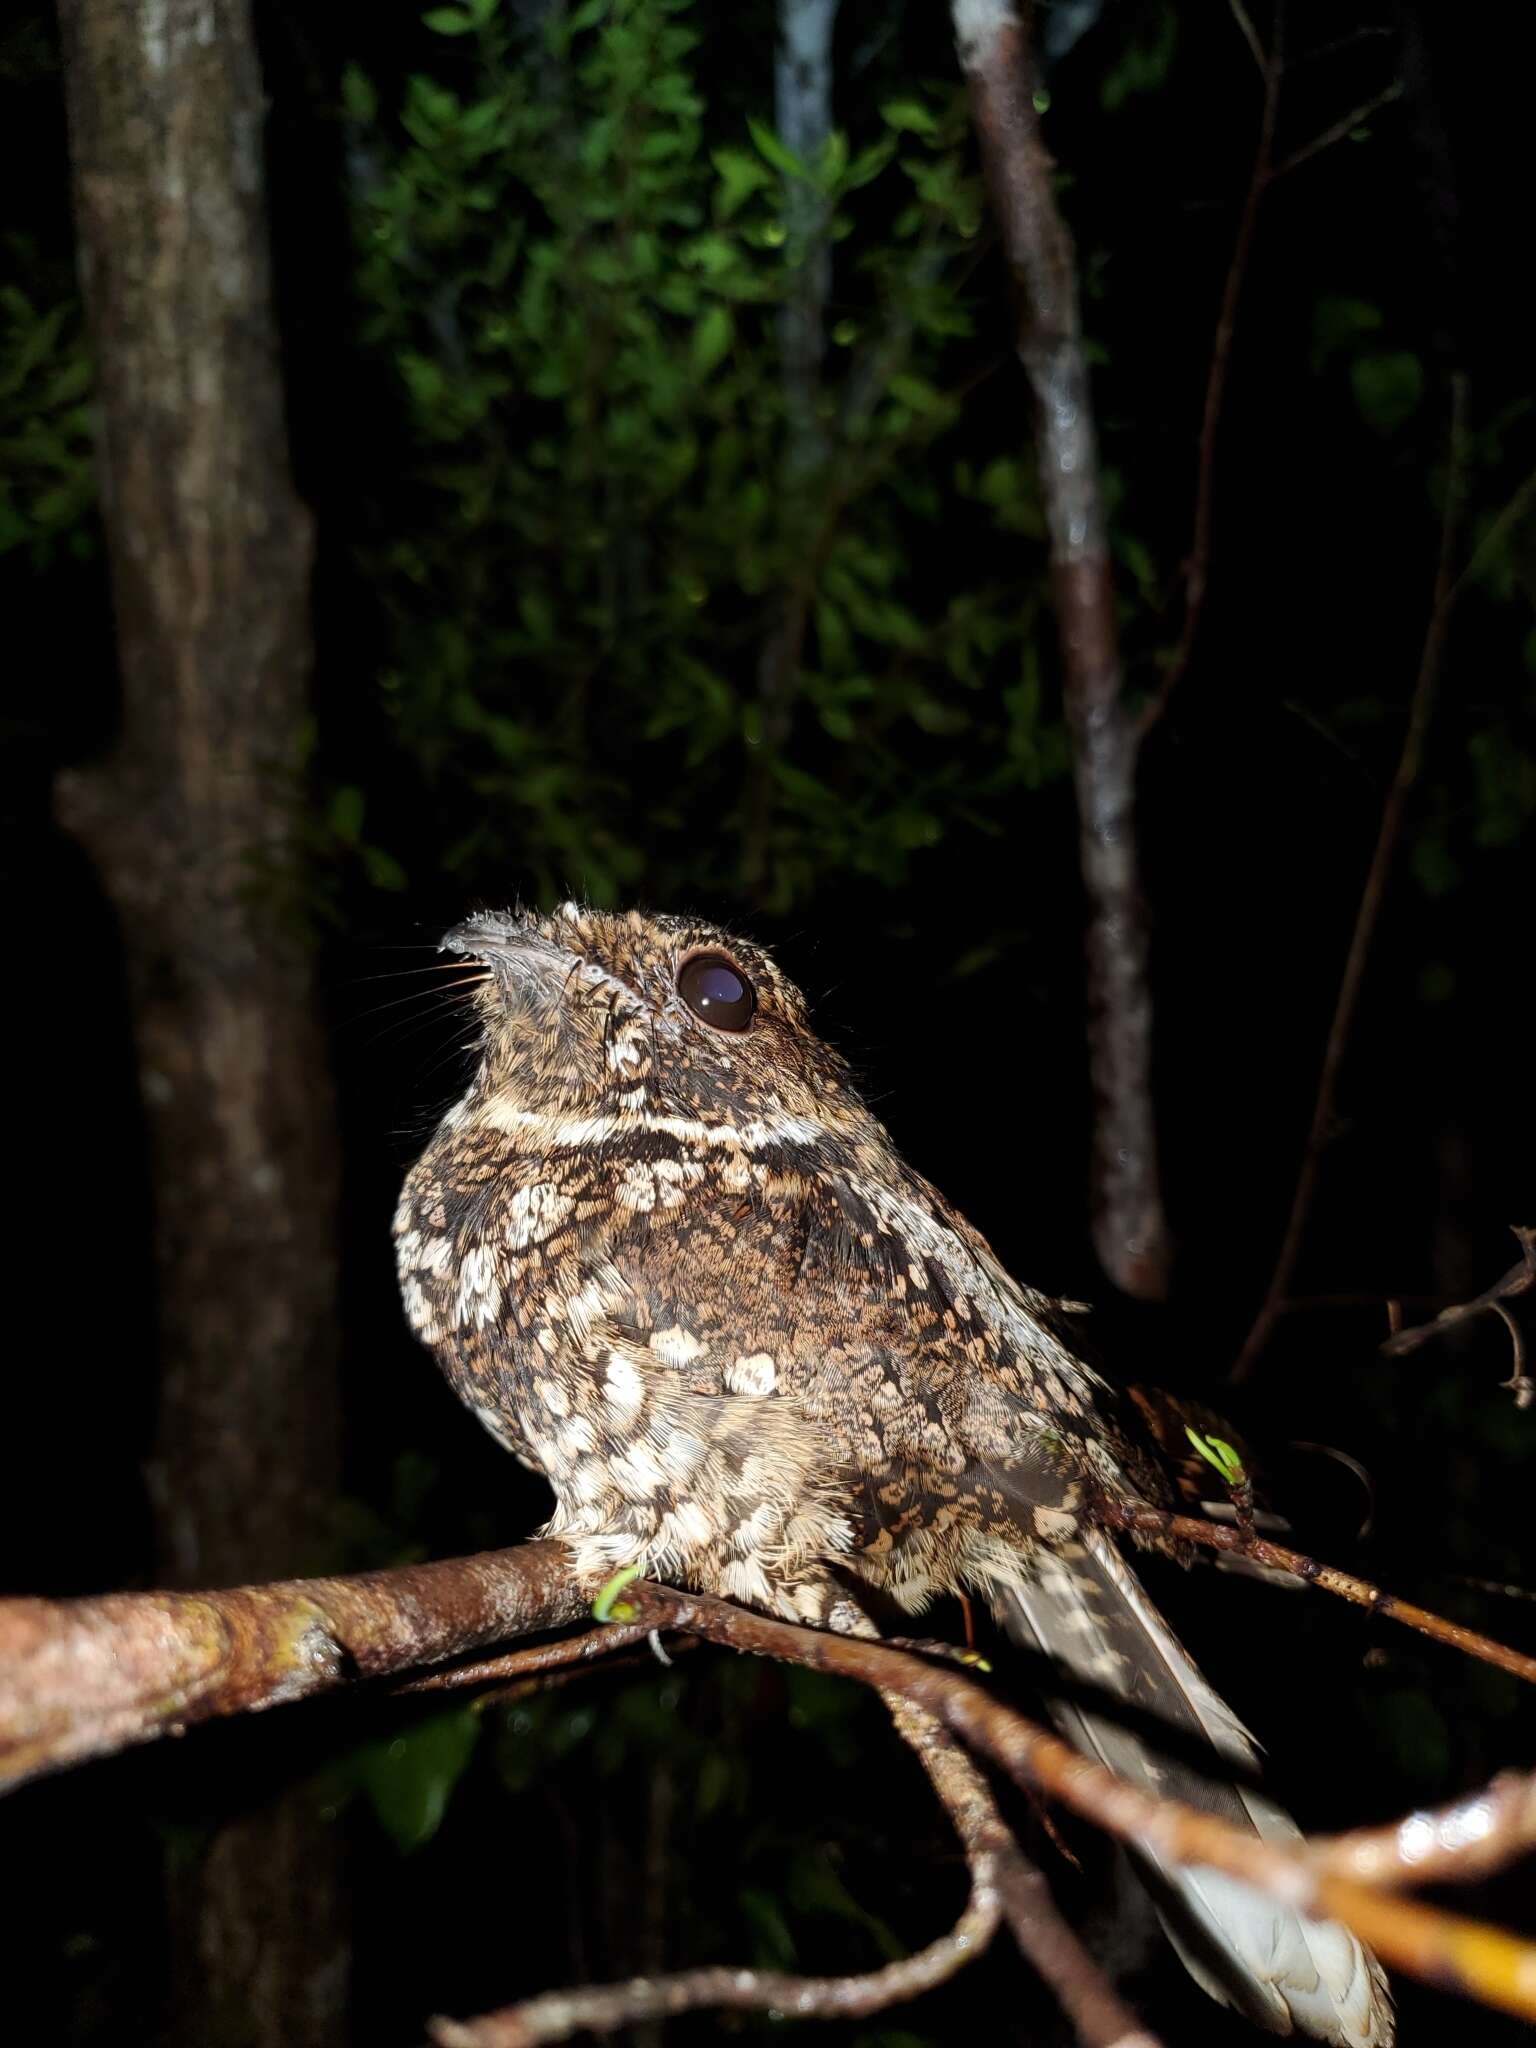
[1231,373,1472,1380]
[1138,3,1284,740]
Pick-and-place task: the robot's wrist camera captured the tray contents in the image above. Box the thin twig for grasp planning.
[1270,79,1405,179]
[886,1695,1161,2048]
[611,1578,1536,2021]
[1096,1497,1536,1686]
[391,1623,657,1694]
[955,0,1168,1299]
[1231,373,1473,1381]
[1380,1227,1535,1390]
[439,1645,1159,2048]
[1138,0,1283,741]
[430,1802,1001,2043]
[1227,0,1267,79]
[429,1916,1002,2048]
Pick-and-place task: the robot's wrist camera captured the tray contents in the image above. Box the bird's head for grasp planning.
[442,901,862,1142]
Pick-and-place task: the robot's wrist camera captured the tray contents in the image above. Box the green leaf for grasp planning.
[341,65,378,125]
[328,784,366,844]
[1350,351,1423,434]
[689,303,734,378]
[1411,831,1460,899]
[1101,5,1179,110]
[880,98,937,136]
[357,1708,481,1853]
[422,6,476,35]
[739,1886,798,1970]
[362,844,408,892]
[1185,1428,1246,1487]
[746,116,807,181]
[1310,296,1383,371]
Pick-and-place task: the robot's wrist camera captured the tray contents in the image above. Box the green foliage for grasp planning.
[323,1705,484,1853]
[1185,1427,1245,1487]
[1099,3,1178,111]
[481,1657,908,1981]
[0,248,94,563]
[1350,351,1424,437]
[345,0,1068,910]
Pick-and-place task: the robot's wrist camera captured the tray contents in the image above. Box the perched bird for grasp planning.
[396,901,1392,2044]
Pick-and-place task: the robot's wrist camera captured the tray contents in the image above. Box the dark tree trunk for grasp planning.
[53,3,346,2041]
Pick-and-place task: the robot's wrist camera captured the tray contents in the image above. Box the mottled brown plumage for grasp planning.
[396,902,1391,2044]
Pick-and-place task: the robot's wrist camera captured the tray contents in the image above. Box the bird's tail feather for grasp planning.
[993,1527,1393,2044]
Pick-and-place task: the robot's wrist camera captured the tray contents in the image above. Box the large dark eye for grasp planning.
[678,952,755,1032]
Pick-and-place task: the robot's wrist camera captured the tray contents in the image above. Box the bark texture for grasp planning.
[53,4,343,2041]
[955,0,1170,1300]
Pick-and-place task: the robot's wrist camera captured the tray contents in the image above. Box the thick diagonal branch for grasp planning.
[955,0,1168,1299]
[0,1541,588,1789]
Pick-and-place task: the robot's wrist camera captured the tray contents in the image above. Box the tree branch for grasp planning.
[434,1674,1157,2048]
[954,0,1169,1300]
[0,1541,589,1790]
[1095,1498,1536,1686]
[10,1540,1536,2027]
[1380,1225,1535,1408]
[432,1694,1009,2048]
[1232,371,1473,1381]
[607,1578,1536,2020]
[1137,1,1283,741]
[390,1621,659,1696]
[430,1882,1000,2048]
[885,1696,1160,2048]
[1270,80,1405,181]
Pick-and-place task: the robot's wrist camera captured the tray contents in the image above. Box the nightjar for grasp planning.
[395,901,1391,2045]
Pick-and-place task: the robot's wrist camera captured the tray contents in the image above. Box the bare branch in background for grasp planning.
[1137,3,1284,741]
[1231,373,1472,1380]
[954,0,1169,1300]
[1142,12,1409,740]
[1381,1225,1535,1405]
[1271,79,1406,180]
[431,1876,1001,2047]
[433,1703,1010,2048]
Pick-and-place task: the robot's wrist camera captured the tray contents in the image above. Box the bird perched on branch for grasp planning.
[396,901,1391,2045]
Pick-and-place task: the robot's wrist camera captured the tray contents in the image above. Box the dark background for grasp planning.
[4,2,1536,2042]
